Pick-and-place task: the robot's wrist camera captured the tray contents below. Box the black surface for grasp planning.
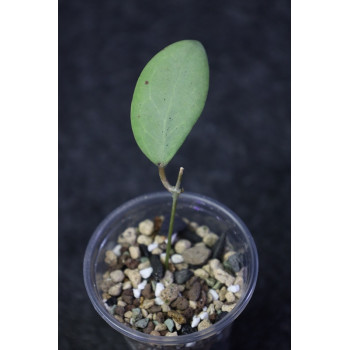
[59,1,291,349]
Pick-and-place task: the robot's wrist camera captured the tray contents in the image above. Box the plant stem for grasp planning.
[158,166,184,270]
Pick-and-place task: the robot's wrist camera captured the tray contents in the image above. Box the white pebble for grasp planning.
[171,254,184,264]
[155,282,165,297]
[209,289,219,300]
[202,306,208,311]
[228,284,240,293]
[165,232,178,245]
[191,315,201,328]
[137,280,147,290]
[133,288,141,298]
[112,244,122,256]
[139,267,153,279]
[147,242,158,252]
[199,311,209,320]
[155,297,164,305]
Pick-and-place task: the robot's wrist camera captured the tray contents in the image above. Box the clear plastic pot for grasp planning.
[84,192,258,350]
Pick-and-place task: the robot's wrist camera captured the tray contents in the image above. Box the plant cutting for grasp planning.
[84,40,258,349]
[130,40,209,271]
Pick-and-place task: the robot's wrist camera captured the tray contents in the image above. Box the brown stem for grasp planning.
[158,166,173,193]
[158,166,184,194]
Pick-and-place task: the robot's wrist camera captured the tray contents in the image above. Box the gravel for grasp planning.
[187,281,201,301]
[227,284,240,293]
[211,231,227,259]
[150,254,164,281]
[182,245,211,265]
[209,289,219,300]
[139,267,153,279]
[138,219,154,236]
[110,270,125,283]
[155,282,165,297]
[164,318,175,332]
[174,269,193,284]
[135,318,149,329]
[171,254,184,264]
[191,315,201,328]
[100,216,242,337]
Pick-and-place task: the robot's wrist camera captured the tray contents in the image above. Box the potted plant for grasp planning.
[84,40,258,350]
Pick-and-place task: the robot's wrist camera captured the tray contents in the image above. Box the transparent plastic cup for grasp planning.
[84,192,258,350]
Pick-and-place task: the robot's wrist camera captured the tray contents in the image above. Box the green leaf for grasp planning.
[131,40,209,167]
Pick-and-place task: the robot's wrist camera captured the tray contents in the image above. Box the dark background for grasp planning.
[59,0,290,349]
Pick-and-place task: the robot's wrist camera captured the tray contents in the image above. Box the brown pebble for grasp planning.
[180,307,194,322]
[153,216,163,232]
[115,306,125,317]
[122,295,134,305]
[172,296,189,311]
[133,298,141,307]
[124,258,139,269]
[168,310,186,325]
[209,313,216,322]
[200,279,209,292]
[188,281,202,301]
[122,295,134,307]
[155,312,165,323]
[121,289,134,305]
[121,253,130,264]
[185,276,200,289]
[196,290,207,310]
[143,320,155,334]
[110,256,123,270]
[122,288,133,296]
[121,246,129,254]
[125,304,134,312]
[141,284,155,299]
[159,330,168,336]
[148,305,162,313]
